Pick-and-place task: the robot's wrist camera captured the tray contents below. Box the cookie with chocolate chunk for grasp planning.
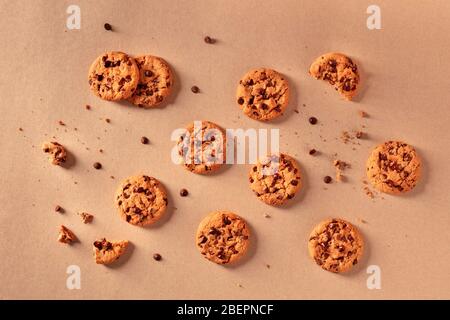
[127,55,173,108]
[88,51,139,101]
[308,218,364,273]
[309,52,359,100]
[176,120,226,174]
[93,238,129,265]
[196,211,250,265]
[366,141,421,194]
[115,175,168,226]
[236,68,290,121]
[42,141,67,166]
[249,153,302,206]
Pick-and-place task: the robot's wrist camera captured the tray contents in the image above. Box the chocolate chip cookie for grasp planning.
[176,121,226,174]
[308,218,364,273]
[115,175,168,226]
[309,52,359,100]
[196,211,250,265]
[88,51,139,101]
[236,68,290,121]
[249,153,302,206]
[93,238,129,265]
[42,141,67,166]
[127,55,173,108]
[366,141,422,194]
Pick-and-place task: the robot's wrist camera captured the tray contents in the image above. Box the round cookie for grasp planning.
[196,211,250,265]
[236,68,290,121]
[176,121,226,174]
[88,51,139,101]
[249,153,302,206]
[115,175,168,226]
[366,140,421,194]
[308,218,364,273]
[127,55,173,108]
[309,52,359,100]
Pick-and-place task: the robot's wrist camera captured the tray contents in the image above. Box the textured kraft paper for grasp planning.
[0,0,449,299]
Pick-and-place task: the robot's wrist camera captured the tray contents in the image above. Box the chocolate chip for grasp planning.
[290,180,298,186]
[104,60,112,68]
[97,75,103,81]
[323,176,332,184]
[204,36,216,44]
[141,136,149,144]
[309,149,317,155]
[191,86,200,93]
[144,70,153,77]
[104,23,112,31]
[93,162,102,170]
[309,117,318,125]
[153,253,162,261]
[180,188,189,197]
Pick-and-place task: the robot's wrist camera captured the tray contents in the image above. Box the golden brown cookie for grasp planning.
[236,68,290,121]
[127,55,173,108]
[42,141,67,166]
[176,121,226,174]
[308,218,364,273]
[58,225,77,244]
[115,175,168,226]
[88,51,139,101]
[196,211,250,265]
[309,52,359,100]
[93,238,129,265]
[366,141,421,194]
[249,153,302,206]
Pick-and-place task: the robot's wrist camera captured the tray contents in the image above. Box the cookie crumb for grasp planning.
[99,149,104,153]
[204,36,216,44]
[263,213,271,218]
[333,160,350,182]
[363,186,375,199]
[140,136,149,144]
[104,23,112,31]
[266,264,271,269]
[55,205,64,213]
[294,109,299,114]
[85,104,91,110]
[105,118,111,124]
[110,175,115,179]
[180,188,189,197]
[358,218,368,224]
[236,283,243,288]
[58,225,77,244]
[153,253,162,261]
[78,212,94,224]
[355,131,364,139]
[93,162,102,170]
[191,86,200,94]
[58,120,65,126]
[358,110,368,118]
[309,149,317,155]
[42,141,67,166]
[19,127,23,131]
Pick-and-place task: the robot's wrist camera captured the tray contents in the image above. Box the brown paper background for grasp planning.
[1,0,449,299]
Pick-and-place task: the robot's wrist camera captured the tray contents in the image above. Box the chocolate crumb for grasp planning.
[104,23,112,31]
[85,105,91,110]
[105,118,111,123]
[110,175,115,179]
[355,131,364,139]
[204,36,216,44]
[153,253,162,261]
[309,149,317,155]
[358,110,368,118]
[140,136,149,144]
[55,205,63,213]
[93,162,102,170]
[58,120,65,126]
[191,86,200,94]
[323,176,332,184]
[309,117,318,125]
[180,188,189,197]
[19,127,23,131]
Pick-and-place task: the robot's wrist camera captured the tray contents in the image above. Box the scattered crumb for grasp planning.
[42,141,67,166]
[58,120,65,126]
[358,110,368,118]
[341,130,364,144]
[18,127,23,131]
[58,225,77,244]
[263,213,271,218]
[105,118,111,123]
[236,283,243,288]
[266,264,271,269]
[358,218,368,224]
[204,36,216,44]
[99,149,103,153]
[55,205,64,213]
[110,175,115,179]
[294,109,299,114]
[363,186,375,199]
[78,212,94,224]
[333,160,350,182]
[85,105,91,110]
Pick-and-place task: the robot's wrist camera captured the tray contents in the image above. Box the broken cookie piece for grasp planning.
[58,225,77,244]
[78,212,94,224]
[333,160,350,182]
[93,238,129,265]
[309,52,360,100]
[42,141,67,166]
